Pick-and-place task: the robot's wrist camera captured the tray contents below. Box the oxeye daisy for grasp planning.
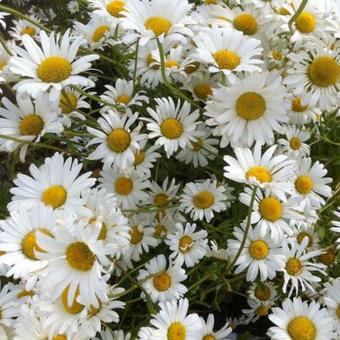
[281,238,326,297]
[100,78,149,110]
[176,124,219,168]
[87,111,144,169]
[144,97,201,158]
[179,179,227,222]
[8,29,98,100]
[193,26,263,81]
[292,157,332,211]
[9,18,40,41]
[289,221,320,251]
[200,314,232,340]
[240,187,304,241]
[165,222,208,268]
[224,143,296,201]
[9,153,95,215]
[284,41,340,111]
[268,297,335,340]
[242,298,273,323]
[0,94,63,161]
[148,298,203,340]
[99,167,150,209]
[278,125,311,159]
[137,254,187,303]
[228,223,285,281]
[323,279,340,336]
[183,72,218,102]
[248,281,278,305]
[205,71,288,147]
[121,0,193,45]
[89,0,127,19]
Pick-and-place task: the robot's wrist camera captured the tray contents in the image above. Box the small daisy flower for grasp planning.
[193,26,263,81]
[200,314,232,340]
[205,71,288,147]
[165,222,208,268]
[180,179,227,222]
[9,18,41,41]
[133,140,161,177]
[205,240,230,262]
[89,0,127,19]
[323,278,340,336]
[248,282,278,305]
[137,254,187,303]
[228,223,285,281]
[9,153,95,215]
[289,221,320,251]
[242,298,273,323]
[144,97,201,158]
[87,111,144,169]
[268,297,335,340]
[8,29,98,100]
[152,213,177,242]
[183,72,218,102]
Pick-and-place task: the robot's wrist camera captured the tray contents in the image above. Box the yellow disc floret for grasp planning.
[308,56,340,88]
[246,166,272,183]
[289,137,302,150]
[193,83,212,99]
[297,232,313,247]
[161,118,183,139]
[115,177,133,196]
[285,257,302,275]
[107,128,131,153]
[236,92,266,120]
[295,175,313,195]
[61,287,84,315]
[37,56,72,83]
[154,193,169,207]
[179,235,193,253]
[60,92,77,114]
[193,191,215,209]
[116,95,130,105]
[259,197,282,222]
[213,50,240,70]
[20,115,44,136]
[153,272,172,291]
[92,25,110,42]
[21,26,36,36]
[167,322,186,340]
[65,241,95,271]
[287,316,316,340]
[134,150,145,166]
[295,12,316,33]
[106,0,125,17]
[254,285,271,301]
[233,13,258,35]
[145,16,172,36]
[291,97,308,112]
[249,240,269,260]
[21,228,53,260]
[42,185,67,208]
[130,225,144,244]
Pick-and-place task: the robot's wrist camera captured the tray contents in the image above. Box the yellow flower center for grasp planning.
[213,50,240,70]
[167,322,186,340]
[287,316,316,340]
[114,177,133,196]
[60,92,78,114]
[193,191,215,209]
[297,232,313,247]
[279,7,290,15]
[21,26,36,36]
[98,222,108,241]
[179,235,193,253]
[246,166,272,183]
[129,226,144,244]
[272,51,283,61]
[295,175,313,194]
[21,228,53,260]
[319,249,335,265]
[259,197,282,222]
[203,336,216,340]
[289,137,302,150]
[116,95,130,105]
[205,0,217,4]
[92,25,110,42]
[336,305,340,320]
[255,304,269,316]
[107,128,131,153]
[291,97,308,112]
[193,83,212,99]
[295,12,316,33]
[154,193,169,207]
[165,60,179,68]
[42,185,67,208]
[106,0,125,17]
[254,285,271,301]
[37,56,72,83]
[184,61,200,74]
[20,114,44,136]
[146,53,160,70]
[65,241,95,271]
[308,56,340,88]
[233,13,258,35]
[161,118,183,139]
[17,290,34,299]
[0,61,6,70]
[285,257,302,275]
[61,287,84,315]
[134,150,145,166]
[249,240,269,260]
[53,336,67,340]
[144,16,172,36]
[154,224,167,237]
[191,138,203,152]
[153,272,172,291]
[236,92,266,120]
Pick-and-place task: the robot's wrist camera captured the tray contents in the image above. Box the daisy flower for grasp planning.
[284,41,340,111]
[148,298,203,340]
[137,254,187,303]
[224,143,296,201]
[0,94,63,161]
[200,314,232,340]
[278,125,311,159]
[289,221,320,251]
[268,297,335,340]
[152,213,177,241]
[9,18,40,41]
[205,71,288,147]
[183,72,218,102]
[8,29,98,100]
[121,0,193,45]
[228,223,285,281]
[331,207,340,247]
[99,167,150,209]
[193,26,263,81]
[179,179,227,222]
[242,298,273,323]
[89,0,127,19]
[248,281,278,305]
[144,97,201,158]
[165,222,208,268]
[87,111,144,169]
[9,153,95,215]
[94,329,131,340]
[281,238,326,297]
[323,278,340,336]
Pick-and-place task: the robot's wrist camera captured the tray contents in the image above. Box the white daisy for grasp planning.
[323,278,340,336]
[137,254,187,303]
[200,314,232,340]
[242,298,273,323]
[247,281,278,305]
[205,71,288,147]
[89,0,127,19]
[9,18,41,41]
[144,97,201,158]
[8,29,98,100]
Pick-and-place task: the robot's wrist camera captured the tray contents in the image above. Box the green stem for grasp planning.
[288,0,309,34]
[132,39,140,96]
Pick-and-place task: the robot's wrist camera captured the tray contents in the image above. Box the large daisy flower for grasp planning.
[205,71,288,146]
[8,29,98,100]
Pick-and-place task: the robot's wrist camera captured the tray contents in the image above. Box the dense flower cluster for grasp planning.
[0,0,339,339]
